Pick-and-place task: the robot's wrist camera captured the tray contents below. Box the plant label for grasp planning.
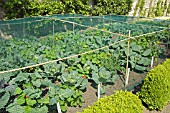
[126,68,130,85]
[98,84,100,99]
[151,56,154,68]
[57,102,62,113]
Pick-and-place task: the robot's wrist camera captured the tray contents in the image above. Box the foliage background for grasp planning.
[132,0,170,17]
[0,0,133,19]
[0,0,170,19]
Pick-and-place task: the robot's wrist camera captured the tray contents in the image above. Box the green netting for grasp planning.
[134,19,170,28]
[59,17,165,37]
[0,18,68,39]
[99,15,170,28]
[0,14,168,39]
[100,14,145,22]
[46,14,83,19]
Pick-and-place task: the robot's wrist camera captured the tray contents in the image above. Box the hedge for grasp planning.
[138,59,170,110]
[91,0,133,15]
[80,90,143,113]
[162,59,170,72]
[0,0,133,19]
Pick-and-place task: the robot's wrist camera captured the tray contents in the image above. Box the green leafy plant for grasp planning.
[48,84,83,112]
[58,71,88,90]
[0,89,10,109]
[91,66,118,94]
[92,66,110,82]
[111,40,152,72]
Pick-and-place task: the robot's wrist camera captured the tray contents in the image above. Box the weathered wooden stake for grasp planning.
[125,30,131,90]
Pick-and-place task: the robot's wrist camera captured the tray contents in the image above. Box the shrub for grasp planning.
[91,0,133,16]
[61,0,90,15]
[138,59,170,110]
[81,91,143,113]
[0,0,133,19]
[0,0,65,19]
[162,59,170,72]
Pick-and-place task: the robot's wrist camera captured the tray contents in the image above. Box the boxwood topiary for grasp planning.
[138,60,170,110]
[80,91,143,113]
[162,59,170,72]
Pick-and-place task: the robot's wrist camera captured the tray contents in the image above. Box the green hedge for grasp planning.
[91,0,133,15]
[162,59,170,72]
[0,0,132,19]
[138,59,170,110]
[81,91,143,113]
[0,0,65,19]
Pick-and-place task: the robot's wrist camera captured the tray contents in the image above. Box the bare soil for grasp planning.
[143,105,170,113]
[67,71,146,113]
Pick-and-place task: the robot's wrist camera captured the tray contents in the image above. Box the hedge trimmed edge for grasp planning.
[139,59,170,110]
[80,90,143,113]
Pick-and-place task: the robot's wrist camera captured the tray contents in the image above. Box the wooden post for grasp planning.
[125,30,131,90]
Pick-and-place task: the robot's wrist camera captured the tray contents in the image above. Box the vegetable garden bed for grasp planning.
[0,15,169,113]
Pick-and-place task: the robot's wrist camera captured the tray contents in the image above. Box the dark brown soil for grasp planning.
[143,104,170,113]
[67,71,147,113]
[67,82,97,113]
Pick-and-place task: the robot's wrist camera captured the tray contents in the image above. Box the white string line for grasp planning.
[59,15,169,29]
[102,18,168,29]
[0,28,168,75]
[102,14,146,18]
[49,18,168,38]
[53,18,129,38]
[54,17,168,38]
[53,18,168,38]
[61,16,168,29]
[132,28,169,38]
